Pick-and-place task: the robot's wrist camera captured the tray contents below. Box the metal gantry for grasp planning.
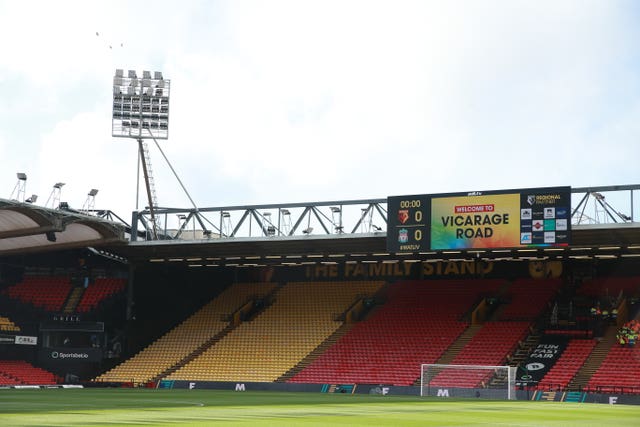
[128,185,639,242]
[572,185,637,225]
[130,199,389,241]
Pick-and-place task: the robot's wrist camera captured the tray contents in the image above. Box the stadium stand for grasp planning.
[536,338,597,391]
[3,185,640,399]
[586,344,640,394]
[578,277,640,300]
[0,360,58,385]
[166,281,384,383]
[95,282,279,384]
[0,315,20,331]
[289,279,505,386]
[428,321,531,388]
[448,321,531,365]
[497,278,561,321]
[76,277,126,313]
[0,373,22,385]
[2,275,72,312]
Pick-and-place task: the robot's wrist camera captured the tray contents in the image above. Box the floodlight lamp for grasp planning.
[281,209,290,215]
[302,227,313,235]
[330,206,341,213]
[26,195,38,203]
[88,189,99,196]
[177,214,187,220]
[221,211,230,218]
[54,182,65,189]
[17,172,27,180]
[372,225,382,231]
[154,71,163,80]
[59,202,69,210]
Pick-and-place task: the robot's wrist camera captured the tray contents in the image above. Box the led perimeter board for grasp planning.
[387,186,571,252]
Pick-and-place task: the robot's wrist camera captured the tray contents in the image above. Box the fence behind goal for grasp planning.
[421,364,516,400]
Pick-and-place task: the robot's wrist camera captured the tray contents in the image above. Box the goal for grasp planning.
[420,364,517,400]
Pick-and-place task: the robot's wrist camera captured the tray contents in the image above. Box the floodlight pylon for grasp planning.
[10,172,27,202]
[81,189,99,213]
[45,182,65,209]
[112,69,203,240]
[112,69,171,239]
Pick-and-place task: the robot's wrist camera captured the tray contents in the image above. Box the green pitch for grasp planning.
[0,389,638,426]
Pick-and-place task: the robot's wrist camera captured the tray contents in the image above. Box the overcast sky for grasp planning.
[1,0,639,225]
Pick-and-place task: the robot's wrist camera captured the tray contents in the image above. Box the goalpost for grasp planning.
[420,364,517,400]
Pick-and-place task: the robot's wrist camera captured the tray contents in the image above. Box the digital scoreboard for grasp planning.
[387,186,571,253]
[387,194,430,252]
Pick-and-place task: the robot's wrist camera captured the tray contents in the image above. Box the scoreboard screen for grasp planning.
[386,195,430,252]
[387,186,571,252]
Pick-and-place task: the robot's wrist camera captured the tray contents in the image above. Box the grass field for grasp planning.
[0,388,639,426]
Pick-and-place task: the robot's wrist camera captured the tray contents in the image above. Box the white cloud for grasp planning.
[0,0,639,221]
[34,112,133,212]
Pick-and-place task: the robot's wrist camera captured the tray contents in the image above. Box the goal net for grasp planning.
[421,364,516,400]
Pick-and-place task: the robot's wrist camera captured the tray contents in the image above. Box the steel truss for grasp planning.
[130,199,388,241]
[129,185,639,242]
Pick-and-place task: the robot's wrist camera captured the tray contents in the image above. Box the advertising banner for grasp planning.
[38,347,103,363]
[15,335,37,345]
[516,336,569,387]
[431,193,520,249]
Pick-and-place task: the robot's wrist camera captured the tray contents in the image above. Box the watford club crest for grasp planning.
[398,210,409,224]
[529,260,563,278]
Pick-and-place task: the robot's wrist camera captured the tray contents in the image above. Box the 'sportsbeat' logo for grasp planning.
[51,351,89,360]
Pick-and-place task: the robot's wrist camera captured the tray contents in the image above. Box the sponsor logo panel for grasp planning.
[544,232,556,243]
